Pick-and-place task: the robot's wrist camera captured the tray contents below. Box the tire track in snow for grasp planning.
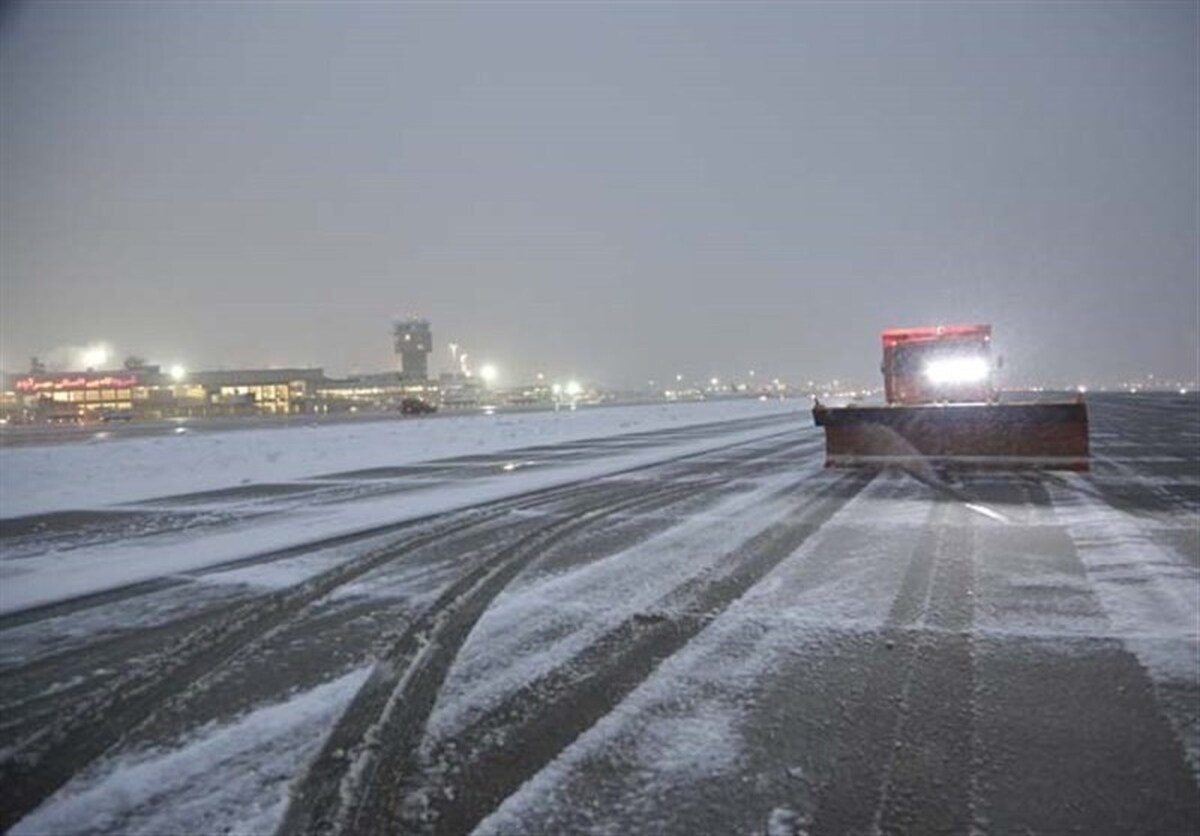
[113,470,744,771]
[452,398,1196,836]
[460,465,926,836]
[808,497,977,836]
[0,430,808,833]
[277,478,720,836]
[962,470,1195,835]
[1046,471,1200,778]
[340,470,875,836]
[0,506,513,834]
[278,434,820,836]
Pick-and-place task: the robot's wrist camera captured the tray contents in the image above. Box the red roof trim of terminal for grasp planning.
[881,324,991,347]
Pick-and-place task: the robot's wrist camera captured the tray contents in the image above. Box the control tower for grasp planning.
[394,318,432,382]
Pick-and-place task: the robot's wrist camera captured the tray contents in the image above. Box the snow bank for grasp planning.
[1,403,808,614]
[1,400,799,518]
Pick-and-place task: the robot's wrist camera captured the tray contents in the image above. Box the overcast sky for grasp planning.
[2,1,1196,387]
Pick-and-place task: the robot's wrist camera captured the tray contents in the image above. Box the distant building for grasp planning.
[186,368,325,415]
[10,369,146,421]
[438,372,483,409]
[394,319,432,382]
[5,366,326,421]
[2,318,448,424]
[315,371,438,412]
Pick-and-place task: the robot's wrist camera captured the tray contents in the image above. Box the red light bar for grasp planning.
[881,324,991,347]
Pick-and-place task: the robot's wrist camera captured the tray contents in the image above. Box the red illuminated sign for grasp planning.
[15,375,139,393]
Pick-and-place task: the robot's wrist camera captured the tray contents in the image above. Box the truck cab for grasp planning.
[882,324,995,405]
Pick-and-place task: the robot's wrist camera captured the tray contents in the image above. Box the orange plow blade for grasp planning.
[812,401,1089,470]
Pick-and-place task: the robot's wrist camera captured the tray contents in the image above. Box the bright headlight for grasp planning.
[924,356,990,385]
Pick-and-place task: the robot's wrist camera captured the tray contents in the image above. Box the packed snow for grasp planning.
[9,667,371,836]
[1,400,803,614]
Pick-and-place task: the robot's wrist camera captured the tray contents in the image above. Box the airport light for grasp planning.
[81,344,109,370]
[565,380,582,397]
[479,364,498,385]
[169,364,187,382]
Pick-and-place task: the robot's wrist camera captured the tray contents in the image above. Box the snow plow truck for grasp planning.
[812,324,1089,470]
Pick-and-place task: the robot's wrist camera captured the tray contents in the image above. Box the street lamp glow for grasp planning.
[479,364,498,385]
[169,364,187,382]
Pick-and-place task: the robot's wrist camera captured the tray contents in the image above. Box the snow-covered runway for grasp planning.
[1,395,1196,835]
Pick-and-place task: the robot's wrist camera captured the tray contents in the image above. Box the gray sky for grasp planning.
[2,1,1196,387]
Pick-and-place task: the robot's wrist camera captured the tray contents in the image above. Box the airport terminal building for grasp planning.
[0,319,469,423]
[2,366,328,422]
[0,366,448,423]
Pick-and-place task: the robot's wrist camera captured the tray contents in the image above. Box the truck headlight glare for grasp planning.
[924,356,990,385]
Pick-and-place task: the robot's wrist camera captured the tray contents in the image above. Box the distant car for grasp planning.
[399,398,437,415]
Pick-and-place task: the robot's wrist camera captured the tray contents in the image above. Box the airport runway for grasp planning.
[1,394,1196,835]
